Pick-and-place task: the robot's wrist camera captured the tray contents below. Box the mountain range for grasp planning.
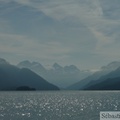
[1,58,120,90]
[0,58,59,90]
[17,61,92,88]
[84,67,120,90]
[67,61,120,90]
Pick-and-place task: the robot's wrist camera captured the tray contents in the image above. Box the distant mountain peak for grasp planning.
[0,58,9,65]
[17,60,46,73]
[108,61,120,66]
[64,65,80,73]
[64,65,79,70]
[53,63,63,70]
[31,61,44,67]
[101,61,120,71]
[18,60,31,67]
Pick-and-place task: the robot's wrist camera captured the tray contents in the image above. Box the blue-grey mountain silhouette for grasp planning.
[0,58,59,90]
[84,66,120,90]
[68,61,120,90]
[18,61,92,88]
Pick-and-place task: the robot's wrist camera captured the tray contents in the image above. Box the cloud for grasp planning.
[0,32,71,62]
[0,0,120,69]
[13,0,118,40]
[0,19,12,33]
[90,28,114,49]
[14,0,103,21]
[100,0,120,20]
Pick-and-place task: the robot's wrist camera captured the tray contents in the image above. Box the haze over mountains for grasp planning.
[17,61,92,88]
[1,58,120,90]
[84,67,120,90]
[68,61,120,90]
[0,58,59,90]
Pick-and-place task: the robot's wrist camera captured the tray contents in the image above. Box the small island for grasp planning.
[16,86,36,91]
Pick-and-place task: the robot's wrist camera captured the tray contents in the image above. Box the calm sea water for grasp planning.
[0,91,120,120]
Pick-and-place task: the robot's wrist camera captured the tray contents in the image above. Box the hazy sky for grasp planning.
[0,0,120,70]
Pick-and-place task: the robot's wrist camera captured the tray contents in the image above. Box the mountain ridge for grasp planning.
[17,60,92,88]
[83,66,120,90]
[0,58,59,90]
[67,61,120,90]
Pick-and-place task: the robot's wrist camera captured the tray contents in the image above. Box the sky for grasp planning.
[0,0,120,70]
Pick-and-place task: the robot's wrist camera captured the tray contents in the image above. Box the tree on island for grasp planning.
[16,86,36,91]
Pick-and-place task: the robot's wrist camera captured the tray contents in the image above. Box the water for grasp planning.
[0,91,120,120]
